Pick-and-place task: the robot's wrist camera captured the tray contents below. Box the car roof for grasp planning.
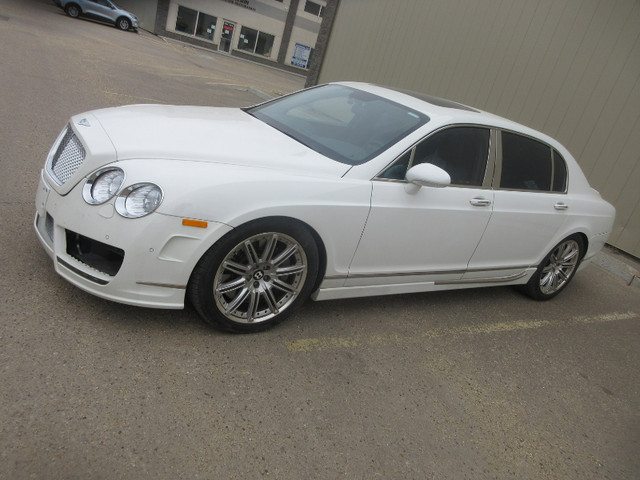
[334,81,562,150]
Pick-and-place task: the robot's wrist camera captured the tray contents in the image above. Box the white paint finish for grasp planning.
[467,189,570,271]
[35,83,616,309]
[347,182,494,285]
[92,104,349,176]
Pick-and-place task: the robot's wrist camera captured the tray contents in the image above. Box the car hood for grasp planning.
[88,104,350,177]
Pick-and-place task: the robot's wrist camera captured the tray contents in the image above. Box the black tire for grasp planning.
[188,218,319,333]
[521,234,585,300]
[65,4,81,18]
[116,17,131,31]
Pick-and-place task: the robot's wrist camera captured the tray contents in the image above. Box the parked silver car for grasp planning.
[56,0,138,31]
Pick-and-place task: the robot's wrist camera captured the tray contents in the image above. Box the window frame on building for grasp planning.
[238,26,276,58]
[303,0,324,17]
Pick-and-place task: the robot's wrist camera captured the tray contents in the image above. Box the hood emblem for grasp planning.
[77,118,91,127]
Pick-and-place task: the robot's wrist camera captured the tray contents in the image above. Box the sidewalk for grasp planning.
[593,245,640,289]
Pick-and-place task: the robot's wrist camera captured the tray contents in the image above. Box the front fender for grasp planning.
[113,159,373,280]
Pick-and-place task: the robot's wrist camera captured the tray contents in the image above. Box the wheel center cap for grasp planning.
[253,270,264,280]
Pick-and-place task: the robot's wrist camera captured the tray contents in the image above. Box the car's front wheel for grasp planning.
[521,235,584,300]
[189,219,319,333]
[116,17,131,30]
[65,4,81,18]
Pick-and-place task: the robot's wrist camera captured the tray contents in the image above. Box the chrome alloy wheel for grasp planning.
[213,232,308,324]
[539,239,580,295]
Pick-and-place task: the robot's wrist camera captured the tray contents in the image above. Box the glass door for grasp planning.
[219,21,235,53]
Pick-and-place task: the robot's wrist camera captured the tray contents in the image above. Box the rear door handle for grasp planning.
[470,197,492,207]
[554,202,569,211]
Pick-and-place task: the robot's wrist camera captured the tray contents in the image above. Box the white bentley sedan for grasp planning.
[35,83,615,332]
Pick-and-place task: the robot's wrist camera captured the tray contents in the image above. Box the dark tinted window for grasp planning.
[379,150,412,180]
[412,127,490,186]
[552,149,567,192]
[175,6,197,35]
[501,132,552,191]
[195,13,217,41]
[304,0,324,16]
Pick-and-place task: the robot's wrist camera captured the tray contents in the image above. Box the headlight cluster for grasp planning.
[82,168,163,219]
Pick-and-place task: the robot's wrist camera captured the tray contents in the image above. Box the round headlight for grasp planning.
[83,168,125,205]
[115,183,163,218]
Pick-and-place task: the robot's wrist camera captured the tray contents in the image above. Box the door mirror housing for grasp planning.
[406,163,451,189]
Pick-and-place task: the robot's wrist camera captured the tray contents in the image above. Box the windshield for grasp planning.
[246,84,429,165]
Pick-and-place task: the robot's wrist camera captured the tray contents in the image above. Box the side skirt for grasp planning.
[312,269,535,301]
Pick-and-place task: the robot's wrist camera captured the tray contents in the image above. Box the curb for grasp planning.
[592,246,640,289]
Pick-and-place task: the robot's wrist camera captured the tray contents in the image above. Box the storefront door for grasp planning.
[219,21,235,53]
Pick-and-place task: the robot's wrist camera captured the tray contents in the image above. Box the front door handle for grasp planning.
[554,202,569,211]
[470,197,491,207]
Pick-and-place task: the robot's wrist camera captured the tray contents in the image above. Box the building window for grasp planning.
[304,0,324,17]
[175,6,197,35]
[196,13,217,41]
[175,6,218,43]
[238,27,275,58]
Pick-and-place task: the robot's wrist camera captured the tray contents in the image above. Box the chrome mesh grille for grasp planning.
[50,126,85,185]
[45,213,54,243]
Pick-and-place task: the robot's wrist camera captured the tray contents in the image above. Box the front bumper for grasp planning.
[35,170,232,309]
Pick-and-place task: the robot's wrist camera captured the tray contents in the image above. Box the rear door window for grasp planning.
[500,132,552,191]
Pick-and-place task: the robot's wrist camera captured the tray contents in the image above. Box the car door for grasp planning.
[85,0,115,22]
[347,126,495,287]
[465,130,569,278]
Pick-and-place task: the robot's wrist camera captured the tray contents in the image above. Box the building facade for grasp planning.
[309,0,640,258]
[153,0,327,73]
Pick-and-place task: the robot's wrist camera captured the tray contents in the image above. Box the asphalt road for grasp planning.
[1,1,639,479]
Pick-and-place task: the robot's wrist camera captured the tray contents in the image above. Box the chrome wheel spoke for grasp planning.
[216,277,246,294]
[246,290,259,322]
[261,234,279,263]
[243,240,260,267]
[261,286,279,315]
[272,244,298,267]
[275,263,306,276]
[272,278,297,294]
[223,260,249,276]
[557,268,570,282]
[225,287,250,315]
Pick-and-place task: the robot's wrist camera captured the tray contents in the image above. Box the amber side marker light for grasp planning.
[182,219,208,228]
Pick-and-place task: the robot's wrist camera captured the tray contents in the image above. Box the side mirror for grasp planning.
[405,163,451,191]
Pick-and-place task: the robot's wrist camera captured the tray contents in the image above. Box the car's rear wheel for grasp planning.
[116,17,131,31]
[521,235,584,300]
[189,219,319,333]
[65,4,81,18]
